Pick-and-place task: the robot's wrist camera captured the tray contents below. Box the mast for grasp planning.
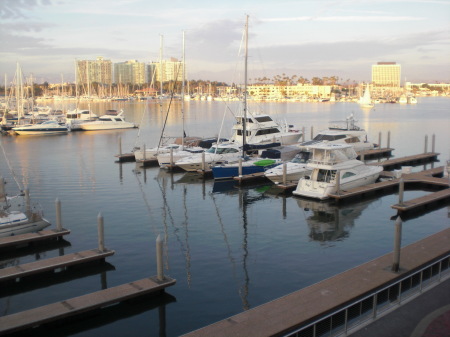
[159,35,163,98]
[242,15,249,157]
[181,30,186,149]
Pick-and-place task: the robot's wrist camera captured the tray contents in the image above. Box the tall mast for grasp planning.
[159,34,163,97]
[242,15,249,157]
[181,30,186,149]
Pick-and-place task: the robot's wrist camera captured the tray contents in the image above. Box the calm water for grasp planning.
[0,97,449,336]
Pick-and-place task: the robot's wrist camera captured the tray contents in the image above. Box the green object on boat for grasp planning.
[253,159,276,166]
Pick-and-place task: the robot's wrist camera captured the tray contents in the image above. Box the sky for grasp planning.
[1,0,449,85]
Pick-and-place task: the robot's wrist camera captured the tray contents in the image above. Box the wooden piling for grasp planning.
[424,135,428,153]
[387,131,391,149]
[55,198,62,232]
[310,126,314,140]
[238,158,243,177]
[201,152,206,171]
[282,162,287,185]
[392,217,402,272]
[156,234,164,281]
[98,212,105,252]
[398,178,404,206]
[378,132,382,149]
[432,134,435,153]
[119,136,122,156]
[302,126,305,142]
[0,176,5,201]
[335,170,340,196]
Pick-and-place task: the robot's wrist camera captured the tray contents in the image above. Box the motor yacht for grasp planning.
[293,143,383,200]
[264,150,312,184]
[78,110,137,130]
[12,120,69,135]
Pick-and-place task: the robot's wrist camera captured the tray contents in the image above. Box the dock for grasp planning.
[366,152,439,170]
[0,248,115,283]
[181,228,450,337]
[0,276,176,335]
[391,188,450,212]
[0,228,71,250]
[357,147,394,160]
[115,153,135,162]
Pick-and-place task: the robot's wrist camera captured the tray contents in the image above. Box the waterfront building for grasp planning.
[114,60,146,85]
[76,57,113,86]
[247,83,332,101]
[372,62,401,87]
[149,58,183,83]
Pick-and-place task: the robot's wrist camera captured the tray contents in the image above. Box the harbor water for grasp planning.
[0,97,449,336]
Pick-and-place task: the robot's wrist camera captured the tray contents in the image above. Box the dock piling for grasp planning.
[143,144,146,161]
[335,170,340,195]
[170,148,174,168]
[55,198,62,231]
[387,131,391,149]
[156,234,164,281]
[392,216,403,272]
[310,126,314,140]
[398,178,404,206]
[97,212,105,252]
[424,135,428,153]
[282,162,287,185]
[25,188,30,216]
[302,127,305,142]
[201,152,206,171]
[119,136,122,156]
[432,134,435,153]
[238,158,243,177]
[378,132,382,149]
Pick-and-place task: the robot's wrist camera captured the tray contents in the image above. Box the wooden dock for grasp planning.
[0,276,176,335]
[0,228,71,250]
[367,152,439,170]
[138,158,158,167]
[357,147,393,159]
[392,188,450,212]
[0,249,115,283]
[115,153,135,162]
[181,229,450,337]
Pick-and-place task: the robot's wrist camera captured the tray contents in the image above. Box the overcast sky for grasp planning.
[1,0,449,84]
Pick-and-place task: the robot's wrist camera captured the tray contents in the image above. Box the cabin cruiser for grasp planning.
[65,109,98,130]
[293,143,383,200]
[12,120,69,135]
[264,150,312,184]
[299,114,375,153]
[175,142,242,172]
[78,110,137,130]
[230,112,302,149]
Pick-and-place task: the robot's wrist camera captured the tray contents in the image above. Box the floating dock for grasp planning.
[357,147,394,160]
[115,153,135,162]
[0,248,115,283]
[0,228,71,250]
[181,229,450,337]
[0,276,176,335]
[367,152,439,170]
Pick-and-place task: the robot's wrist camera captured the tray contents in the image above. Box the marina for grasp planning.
[0,97,448,336]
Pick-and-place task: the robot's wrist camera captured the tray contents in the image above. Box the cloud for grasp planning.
[261,15,425,23]
[0,0,52,19]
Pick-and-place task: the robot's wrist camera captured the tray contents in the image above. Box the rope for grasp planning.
[0,140,23,192]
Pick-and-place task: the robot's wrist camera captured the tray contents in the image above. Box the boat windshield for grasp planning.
[291,151,311,164]
[313,134,346,141]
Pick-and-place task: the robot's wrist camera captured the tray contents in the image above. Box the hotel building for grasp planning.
[76,57,113,85]
[371,62,401,87]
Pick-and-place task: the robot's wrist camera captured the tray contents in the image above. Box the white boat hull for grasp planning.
[79,122,136,130]
[264,163,310,184]
[294,168,382,200]
[0,218,51,237]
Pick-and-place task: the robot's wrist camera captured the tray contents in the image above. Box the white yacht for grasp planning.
[264,150,312,184]
[230,112,302,149]
[300,114,376,152]
[78,110,137,131]
[135,137,204,163]
[12,120,69,135]
[175,142,242,172]
[65,109,98,130]
[293,143,383,200]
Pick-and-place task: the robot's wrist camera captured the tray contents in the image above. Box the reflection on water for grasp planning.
[0,98,448,336]
[297,198,377,243]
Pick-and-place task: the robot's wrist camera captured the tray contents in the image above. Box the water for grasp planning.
[0,97,449,336]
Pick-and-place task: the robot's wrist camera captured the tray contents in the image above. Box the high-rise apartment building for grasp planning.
[150,58,183,83]
[114,60,146,85]
[76,57,112,85]
[371,62,401,87]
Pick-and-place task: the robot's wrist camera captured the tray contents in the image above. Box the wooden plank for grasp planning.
[0,229,71,250]
[328,179,399,200]
[0,249,115,282]
[391,188,450,212]
[0,276,176,335]
[367,152,439,169]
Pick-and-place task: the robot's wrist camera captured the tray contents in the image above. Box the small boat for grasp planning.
[293,143,383,200]
[12,120,69,135]
[175,142,242,172]
[212,145,301,180]
[264,150,312,184]
[135,137,204,163]
[0,187,51,238]
[78,110,137,130]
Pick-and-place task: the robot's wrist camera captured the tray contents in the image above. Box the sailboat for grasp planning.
[359,84,374,109]
[211,16,302,180]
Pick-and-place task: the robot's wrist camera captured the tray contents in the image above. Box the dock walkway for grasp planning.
[182,229,450,337]
[0,276,176,335]
[0,228,71,250]
[0,249,115,283]
[367,152,439,170]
